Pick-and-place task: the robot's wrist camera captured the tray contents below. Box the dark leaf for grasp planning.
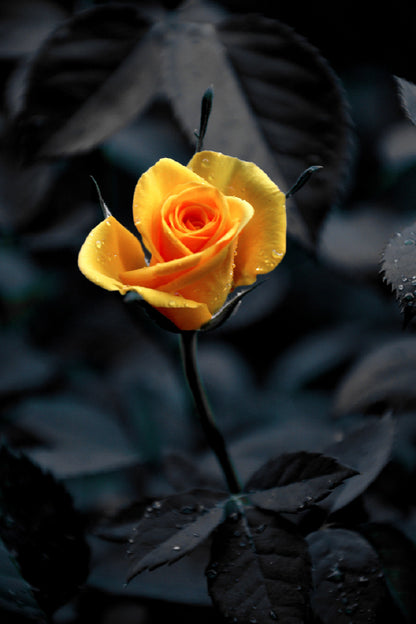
[319,204,406,280]
[0,446,89,615]
[382,223,416,325]
[0,330,57,401]
[11,5,158,159]
[207,506,311,624]
[320,414,395,514]
[0,537,45,621]
[0,0,67,59]
[307,527,386,624]
[396,77,416,126]
[359,523,416,623]
[12,395,141,477]
[246,451,357,514]
[127,489,227,582]
[333,338,416,415]
[164,14,352,247]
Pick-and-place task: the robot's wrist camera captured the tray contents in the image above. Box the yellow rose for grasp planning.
[78,151,286,331]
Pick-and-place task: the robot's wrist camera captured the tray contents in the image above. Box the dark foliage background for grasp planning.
[1,1,416,623]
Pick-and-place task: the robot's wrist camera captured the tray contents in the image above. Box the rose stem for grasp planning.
[180,331,242,494]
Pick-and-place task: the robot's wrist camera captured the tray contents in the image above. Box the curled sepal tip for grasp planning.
[286,165,323,199]
[195,86,214,153]
[200,282,263,333]
[90,175,112,218]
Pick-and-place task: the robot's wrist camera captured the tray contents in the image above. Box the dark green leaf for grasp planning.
[12,395,141,477]
[0,0,67,59]
[246,451,357,514]
[359,523,416,623]
[307,527,386,624]
[10,5,157,159]
[164,14,351,247]
[0,537,45,621]
[396,77,416,126]
[207,507,311,624]
[0,446,89,615]
[382,222,416,325]
[320,414,395,514]
[127,489,227,582]
[333,338,416,415]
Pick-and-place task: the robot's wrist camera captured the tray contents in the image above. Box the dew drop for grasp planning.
[271,249,283,259]
[95,240,103,249]
[403,293,414,302]
[269,610,278,621]
[172,545,181,551]
[404,239,414,245]
[398,284,404,291]
[152,501,162,509]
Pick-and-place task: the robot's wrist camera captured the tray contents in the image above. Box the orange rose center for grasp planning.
[161,185,228,258]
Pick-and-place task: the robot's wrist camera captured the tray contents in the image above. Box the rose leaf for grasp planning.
[333,338,416,415]
[10,5,158,159]
[307,527,387,624]
[207,507,311,624]
[381,223,416,326]
[359,523,416,623]
[0,445,89,615]
[320,414,395,514]
[396,77,416,126]
[127,488,228,582]
[0,536,45,622]
[245,451,357,514]
[163,14,352,247]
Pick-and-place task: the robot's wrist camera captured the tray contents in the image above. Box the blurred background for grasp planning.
[1,1,416,622]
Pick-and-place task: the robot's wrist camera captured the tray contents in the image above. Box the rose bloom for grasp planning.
[78,151,286,331]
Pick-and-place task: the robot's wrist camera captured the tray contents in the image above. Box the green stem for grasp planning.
[180,331,242,494]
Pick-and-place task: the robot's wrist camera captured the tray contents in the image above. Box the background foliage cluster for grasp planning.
[1,1,416,623]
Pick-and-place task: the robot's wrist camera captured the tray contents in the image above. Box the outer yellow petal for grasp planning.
[133,158,209,262]
[78,216,146,292]
[188,151,286,286]
[125,286,212,331]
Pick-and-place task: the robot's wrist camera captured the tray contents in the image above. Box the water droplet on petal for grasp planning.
[96,240,103,249]
[172,545,181,551]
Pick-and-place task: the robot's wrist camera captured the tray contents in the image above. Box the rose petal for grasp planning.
[122,196,253,314]
[127,287,212,331]
[133,159,209,262]
[188,151,286,285]
[78,216,146,292]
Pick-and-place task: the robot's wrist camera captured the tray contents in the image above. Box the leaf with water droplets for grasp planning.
[381,222,416,326]
[359,523,416,623]
[307,528,387,623]
[207,506,311,624]
[0,536,45,621]
[246,451,357,514]
[127,489,227,582]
